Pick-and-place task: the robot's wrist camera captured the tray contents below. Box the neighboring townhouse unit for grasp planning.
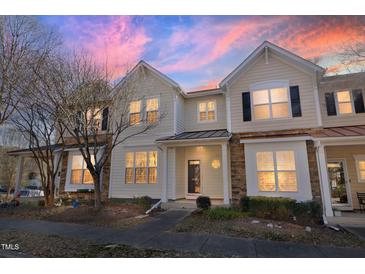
[9,41,365,218]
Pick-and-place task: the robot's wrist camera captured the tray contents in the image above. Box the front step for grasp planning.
[161,201,197,210]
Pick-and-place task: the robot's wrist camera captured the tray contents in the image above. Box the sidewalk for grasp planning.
[1,209,365,258]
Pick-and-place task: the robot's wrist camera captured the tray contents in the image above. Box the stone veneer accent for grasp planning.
[305,140,322,202]
[229,132,322,204]
[230,133,247,202]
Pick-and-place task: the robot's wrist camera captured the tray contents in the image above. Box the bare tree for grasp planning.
[0,16,60,126]
[340,42,365,72]
[0,146,17,199]
[51,55,165,208]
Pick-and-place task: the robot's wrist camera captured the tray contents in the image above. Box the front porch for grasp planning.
[156,129,231,205]
[313,126,365,218]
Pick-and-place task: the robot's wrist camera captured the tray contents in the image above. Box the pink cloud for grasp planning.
[64,16,151,78]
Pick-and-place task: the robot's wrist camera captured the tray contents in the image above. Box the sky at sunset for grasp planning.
[39,16,365,91]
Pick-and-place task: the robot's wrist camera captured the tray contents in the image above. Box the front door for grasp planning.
[188,160,200,194]
[327,160,351,207]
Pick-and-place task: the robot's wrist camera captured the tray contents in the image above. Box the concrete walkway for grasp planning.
[1,209,365,258]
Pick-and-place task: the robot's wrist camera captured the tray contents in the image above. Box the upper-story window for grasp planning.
[146,97,159,124]
[325,89,365,116]
[129,97,159,125]
[129,100,142,125]
[198,100,216,122]
[252,87,289,120]
[336,90,353,115]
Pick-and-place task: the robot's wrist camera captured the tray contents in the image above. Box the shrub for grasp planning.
[196,196,211,210]
[38,199,45,207]
[134,196,153,211]
[239,196,250,212]
[248,196,295,220]
[238,196,322,224]
[204,207,242,220]
[293,201,322,224]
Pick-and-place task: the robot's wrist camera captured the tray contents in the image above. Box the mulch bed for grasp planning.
[0,230,216,258]
[0,203,149,229]
[173,213,365,248]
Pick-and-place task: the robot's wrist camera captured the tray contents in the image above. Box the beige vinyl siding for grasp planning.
[175,94,185,134]
[229,52,319,133]
[109,144,162,199]
[175,147,186,199]
[184,145,224,198]
[320,77,365,127]
[325,145,365,209]
[184,94,227,132]
[109,67,178,198]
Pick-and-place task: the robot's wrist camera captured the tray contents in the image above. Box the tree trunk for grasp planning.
[93,172,102,209]
[43,178,54,207]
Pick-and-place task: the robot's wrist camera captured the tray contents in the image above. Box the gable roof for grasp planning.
[219,40,325,87]
[111,60,184,98]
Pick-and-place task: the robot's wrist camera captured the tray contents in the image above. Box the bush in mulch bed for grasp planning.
[196,196,211,210]
[239,196,322,224]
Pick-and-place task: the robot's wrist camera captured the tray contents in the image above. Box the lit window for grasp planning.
[336,90,353,114]
[129,100,141,125]
[146,97,159,124]
[356,156,365,182]
[198,101,216,122]
[256,150,297,192]
[148,151,158,184]
[125,152,134,184]
[70,155,94,185]
[125,151,158,184]
[252,87,289,120]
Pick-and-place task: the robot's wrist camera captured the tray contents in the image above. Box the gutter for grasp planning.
[145,199,162,215]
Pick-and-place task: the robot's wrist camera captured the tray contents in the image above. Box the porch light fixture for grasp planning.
[211,159,221,169]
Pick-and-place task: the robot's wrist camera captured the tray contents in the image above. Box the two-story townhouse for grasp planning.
[108,61,231,205]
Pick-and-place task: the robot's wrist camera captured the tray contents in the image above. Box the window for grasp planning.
[129,100,141,125]
[252,87,289,120]
[355,156,365,183]
[70,155,94,185]
[336,90,353,115]
[124,151,158,184]
[87,108,101,130]
[198,101,216,122]
[256,150,297,192]
[146,97,159,124]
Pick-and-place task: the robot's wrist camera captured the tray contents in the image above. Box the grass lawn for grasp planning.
[0,202,150,229]
[172,210,365,248]
[0,230,216,258]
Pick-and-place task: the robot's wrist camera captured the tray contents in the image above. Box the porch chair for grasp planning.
[357,192,365,213]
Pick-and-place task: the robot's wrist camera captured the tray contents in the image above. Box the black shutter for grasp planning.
[289,85,302,117]
[352,89,365,113]
[242,92,251,121]
[325,92,337,116]
[101,107,109,131]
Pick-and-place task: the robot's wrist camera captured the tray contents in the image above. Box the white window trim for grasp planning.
[65,151,104,192]
[334,89,355,116]
[129,96,160,126]
[354,155,365,183]
[197,100,217,123]
[244,141,312,201]
[250,81,292,121]
[256,150,298,193]
[125,150,158,185]
[145,95,160,124]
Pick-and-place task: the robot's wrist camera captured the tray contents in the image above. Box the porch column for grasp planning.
[221,143,230,204]
[161,146,168,203]
[315,142,333,217]
[14,156,25,196]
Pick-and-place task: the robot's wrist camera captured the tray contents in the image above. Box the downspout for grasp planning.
[315,143,328,225]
